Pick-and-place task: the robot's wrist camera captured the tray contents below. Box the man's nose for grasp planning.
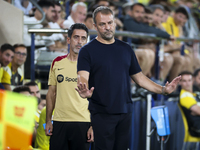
[77,38,82,44]
[8,56,12,62]
[105,24,110,30]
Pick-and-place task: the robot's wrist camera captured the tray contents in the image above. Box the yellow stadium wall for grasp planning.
[0,1,23,46]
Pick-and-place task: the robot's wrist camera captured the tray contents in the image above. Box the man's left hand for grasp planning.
[164,76,181,94]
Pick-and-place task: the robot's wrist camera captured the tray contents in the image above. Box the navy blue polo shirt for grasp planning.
[77,39,141,114]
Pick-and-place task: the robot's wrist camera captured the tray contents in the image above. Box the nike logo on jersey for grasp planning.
[58,68,64,70]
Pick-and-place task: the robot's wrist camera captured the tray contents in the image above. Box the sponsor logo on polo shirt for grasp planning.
[65,77,77,82]
[57,74,77,83]
[57,74,64,83]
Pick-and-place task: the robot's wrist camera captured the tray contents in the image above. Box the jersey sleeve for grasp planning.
[1,67,11,84]
[129,47,141,75]
[180,91,197,109]
[77,47,91,73]
[48,61,57,86]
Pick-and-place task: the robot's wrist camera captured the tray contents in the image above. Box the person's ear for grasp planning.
[67,37,71,44]
[93,23,97,30]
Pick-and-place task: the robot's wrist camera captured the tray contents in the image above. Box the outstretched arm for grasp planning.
[131,72,181,95]
[75,71,94,98]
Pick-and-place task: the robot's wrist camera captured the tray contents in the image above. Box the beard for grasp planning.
[72,44,82,54]
[98,28,115,41]
[73,49,79,54]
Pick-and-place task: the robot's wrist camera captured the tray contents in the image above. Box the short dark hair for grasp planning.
[175,7,189,19]
[37,0,54,9]
[161,4,171,13]
[93,6,113,24]
[68,23,88,38]
[145,7,153,14]
[150,4,164,13]
[0,43,14,53]
[24,81,38,86]
[109,2,116,9]
[179,71,193,76]
[193,68,200,77]
[54,1,61,7]
[13,86,31,94]
[13,44,26,51]
[85,12,93,21]
[131,2,145,11]
[95,0,110,5]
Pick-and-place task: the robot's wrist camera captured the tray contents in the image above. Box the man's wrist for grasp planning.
[46,120,52,123]
[162,86,167,95]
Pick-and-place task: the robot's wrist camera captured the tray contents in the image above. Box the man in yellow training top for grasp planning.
[45,23,93,150]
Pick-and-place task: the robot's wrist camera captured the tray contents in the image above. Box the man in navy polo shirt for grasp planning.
[76,6,181,150]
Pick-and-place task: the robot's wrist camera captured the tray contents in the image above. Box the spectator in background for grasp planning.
[35,106,53,150]
[149,4,174,82]
[151,5,165,29]
[13,85,31,96]
[55,2,66,28]
[178,0,199,39]
[0,44,15,85]
[53,2,62,24]
[14,0,33,15]
[162,7,193,80]
[96,0,110,7]
[85,12,96,40]
[33,1,68,67]
[63,2,87,29]
[85,12,94,30]
[109,2,123,30]
[143,7,153,25]
[123,3,159,76]
[23,0,56,46]
[47,2,67,52]
[0,44,15,68]
[109,2,123,40]
[88,0,110,12]
[24,81,41,98]
[38,94,46,111]
[123,3,173,41]
[193,68,200,92]
[177,0,200,71]
[25,81,42,128]
[161,4,171,23]
[179,71,200,137]
[122,2,133,17]
[1,44,27,91]
[23,0,67,53]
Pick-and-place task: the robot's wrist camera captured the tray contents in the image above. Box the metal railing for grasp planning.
[28,29,200,42]
[28,28,200,81]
